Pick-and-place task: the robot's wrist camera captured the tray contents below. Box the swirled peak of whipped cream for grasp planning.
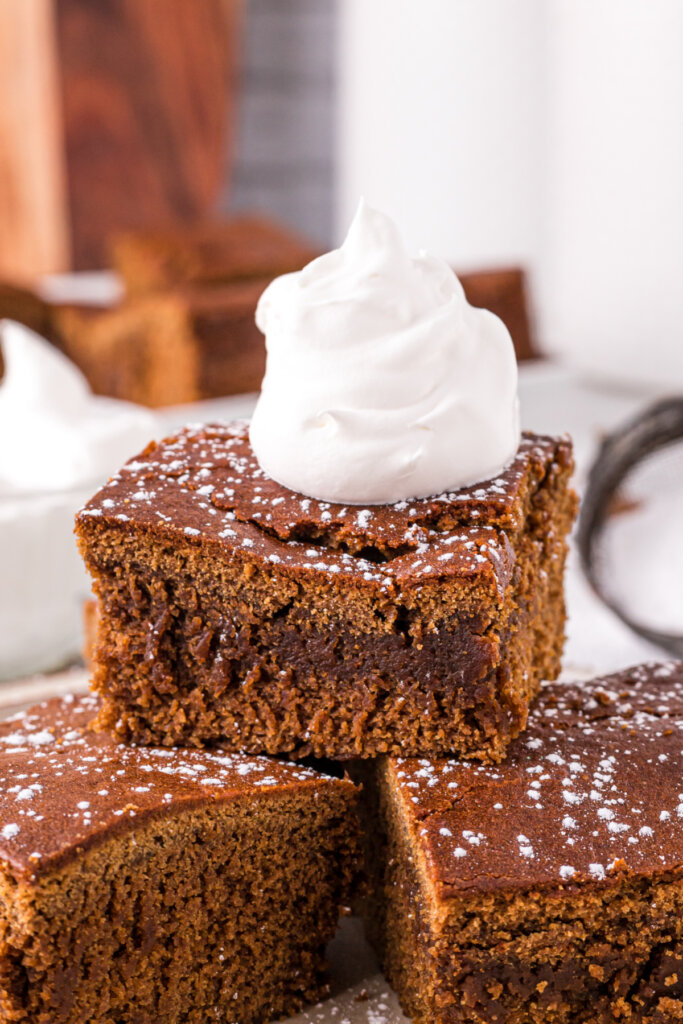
[249,200,520,504]
[0,320,157,494]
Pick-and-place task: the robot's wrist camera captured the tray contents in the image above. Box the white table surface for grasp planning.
[1,359,669,1024]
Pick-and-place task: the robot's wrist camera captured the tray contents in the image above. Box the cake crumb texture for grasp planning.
[0,696,360,1024]
[363,661,683,1024]
[76,423,576,760]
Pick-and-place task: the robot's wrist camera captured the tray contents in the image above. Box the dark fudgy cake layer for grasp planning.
[0,696,360,1024]
[366,662,683,1024]
[76,422,576,759]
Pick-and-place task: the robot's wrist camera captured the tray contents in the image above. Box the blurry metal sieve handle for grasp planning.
[578,396,683,657]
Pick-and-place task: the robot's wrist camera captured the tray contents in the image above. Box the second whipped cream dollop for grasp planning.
[0,320,158,680]
[0,321,157,494]
[250,200,520,505]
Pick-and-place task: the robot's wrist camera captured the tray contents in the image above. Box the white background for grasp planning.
[337,0,683,387]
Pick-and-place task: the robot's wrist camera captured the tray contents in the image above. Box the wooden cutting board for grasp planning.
[0,0,241,279]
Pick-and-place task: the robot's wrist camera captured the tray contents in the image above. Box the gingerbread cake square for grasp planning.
[54,281,269,407]
[111,214,319,295]
[364,662,683,1024]
[0,695,360,1024]
[76,422,576,760]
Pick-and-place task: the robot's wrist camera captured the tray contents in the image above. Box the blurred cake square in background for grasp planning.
[53,280,270,408]
[52,214,319,407]
[0,216,538,408]
[111,214,319,294]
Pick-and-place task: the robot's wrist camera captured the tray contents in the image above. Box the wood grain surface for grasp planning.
[0,0,69,280]
[55,0,242,268]
[0,0,241,276]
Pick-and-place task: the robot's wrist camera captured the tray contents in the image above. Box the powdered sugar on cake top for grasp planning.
[392,662,683,890]
[78,422,570,600]
[0,694,333,878]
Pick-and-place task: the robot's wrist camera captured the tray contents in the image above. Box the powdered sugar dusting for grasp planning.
[0,694,337,877]
[78,423,566,600]
[394,661,683,889]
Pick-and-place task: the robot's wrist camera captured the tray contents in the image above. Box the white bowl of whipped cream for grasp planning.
[0,320,157,680]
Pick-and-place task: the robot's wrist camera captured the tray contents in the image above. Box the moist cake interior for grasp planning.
[76,424,576,759]
[0,696,359,1024]
[362,662,683,1024]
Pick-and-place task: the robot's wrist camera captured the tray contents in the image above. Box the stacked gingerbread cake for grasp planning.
[76,424,576,760]
[4,203,680,1024]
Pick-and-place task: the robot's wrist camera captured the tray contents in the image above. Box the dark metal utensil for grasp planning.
[578,397,683,658]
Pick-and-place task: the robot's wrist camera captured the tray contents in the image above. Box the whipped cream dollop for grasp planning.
[250,201,520,504]
[0,320,158,680]
[0,320,157,494]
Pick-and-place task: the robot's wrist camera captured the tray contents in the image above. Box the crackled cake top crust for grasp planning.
[391,662,683,894]
[78,422,571,597]
[0,695,346,880]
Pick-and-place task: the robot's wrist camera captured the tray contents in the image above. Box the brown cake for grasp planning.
[0,694,360,1024]
[0,284,52,343]
[53,281,269,407]
[111,214,319,295]
[459,267,537,361]
[49,214,319,407]
[75,421,576,760]
[363,661,683,1024]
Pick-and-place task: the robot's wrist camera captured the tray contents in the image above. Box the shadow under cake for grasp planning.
[0,695,360,1024]
[362,661,683,1024]
[76,422,576,760]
